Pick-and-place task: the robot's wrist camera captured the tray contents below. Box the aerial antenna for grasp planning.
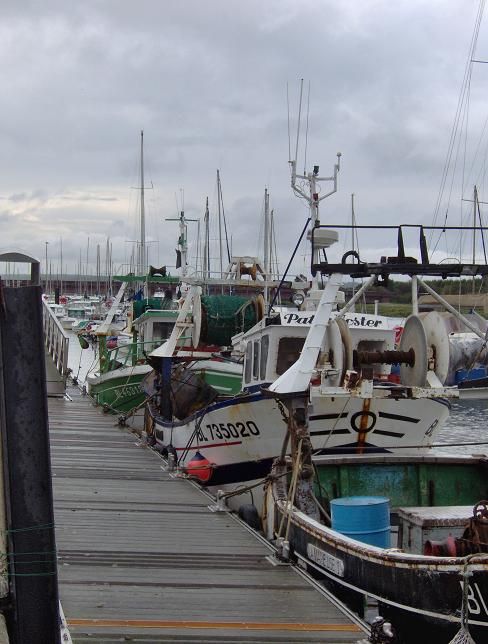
[294,79,304,168]
[303,81,311,175]
[289,79,341,286]
[287,82,291,162]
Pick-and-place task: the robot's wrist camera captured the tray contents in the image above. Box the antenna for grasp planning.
[288,80,342,285]
[294,79,304,167]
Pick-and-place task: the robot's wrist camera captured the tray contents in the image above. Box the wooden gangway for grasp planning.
[50,388,366,643]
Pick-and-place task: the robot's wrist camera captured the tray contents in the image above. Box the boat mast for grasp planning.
[59,237,63,296]
[139,130,146,277]
[166,210,199,280]
[264,188,270,307]
[203,197,210,291]
[473,185,478,295]
[289,153,341,288]
[351,193,356,310]
[217,169,224,292]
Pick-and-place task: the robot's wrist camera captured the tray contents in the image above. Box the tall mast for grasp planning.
[289,153,341,288]
[85,236,90,296]
[472,185,478,294]
[217,169,223,286]
[165,210,199,279]
[203,197,210,289]
[351,193,356,308]
[60,237,63,295]
[139,130,146,276]
[264,188,270,307]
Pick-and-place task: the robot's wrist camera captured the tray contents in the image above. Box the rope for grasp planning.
[217,468,290,501]
[446,554,487,644]
[276,438,303,542]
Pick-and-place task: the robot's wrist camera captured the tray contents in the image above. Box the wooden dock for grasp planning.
[50,389,366,643]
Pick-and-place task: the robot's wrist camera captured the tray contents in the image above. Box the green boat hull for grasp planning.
[313,453,488,507]
[87,366,152,414]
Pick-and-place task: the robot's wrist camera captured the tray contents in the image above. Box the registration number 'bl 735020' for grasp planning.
[196,421,261,442]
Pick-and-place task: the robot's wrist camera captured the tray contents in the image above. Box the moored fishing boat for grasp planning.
[143,153,457,500]
[258,147,488,640]
[266,453,488,642]
[86,130,182,417]
[86,279,179,415]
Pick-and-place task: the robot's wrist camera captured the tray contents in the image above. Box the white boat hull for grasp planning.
[148,387,450,486]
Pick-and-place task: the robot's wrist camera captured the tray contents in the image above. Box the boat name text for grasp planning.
[283,313,384,328]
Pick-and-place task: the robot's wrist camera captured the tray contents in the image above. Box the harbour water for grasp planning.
[438,399,488,455]
[66,331,99,385]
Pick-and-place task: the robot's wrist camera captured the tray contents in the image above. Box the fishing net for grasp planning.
[447,626,476,644]
[447,563,477,644]
[200,295,263,345]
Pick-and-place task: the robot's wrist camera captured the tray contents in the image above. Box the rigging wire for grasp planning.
[218,174,231,264]
[430,0,485,252]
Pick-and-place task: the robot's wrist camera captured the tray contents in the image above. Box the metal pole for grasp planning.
[0,282,60,643]
[44,241,49,294]
[412,275,419,315]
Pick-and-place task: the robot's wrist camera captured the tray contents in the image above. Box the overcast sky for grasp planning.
[1,0,487,281]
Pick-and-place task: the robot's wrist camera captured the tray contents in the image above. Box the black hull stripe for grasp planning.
[311,429,351,436]
[310,413,348,421]
[378,411,420,423]
[373,429,405,438]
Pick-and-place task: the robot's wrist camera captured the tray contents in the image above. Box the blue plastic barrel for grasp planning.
[330,496,390,548]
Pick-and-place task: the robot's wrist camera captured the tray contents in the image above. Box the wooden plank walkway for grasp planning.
[50,389,366,643]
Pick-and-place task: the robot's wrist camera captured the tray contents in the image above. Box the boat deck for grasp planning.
[50,388,366,643]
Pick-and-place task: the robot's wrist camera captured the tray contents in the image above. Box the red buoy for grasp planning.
[185,451,213,483]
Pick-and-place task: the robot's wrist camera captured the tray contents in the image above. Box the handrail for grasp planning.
[103,338,167,369]
[42,299,69,378]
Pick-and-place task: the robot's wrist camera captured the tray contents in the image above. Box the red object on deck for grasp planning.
[424,534,457,557]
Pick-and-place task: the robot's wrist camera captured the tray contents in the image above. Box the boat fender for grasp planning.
[238,504,261,532]
[185,451,213,483]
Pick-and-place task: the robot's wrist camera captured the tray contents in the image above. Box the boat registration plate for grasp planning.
[307,543,345,577]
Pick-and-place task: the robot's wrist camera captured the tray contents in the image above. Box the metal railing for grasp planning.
[42,299,69,380]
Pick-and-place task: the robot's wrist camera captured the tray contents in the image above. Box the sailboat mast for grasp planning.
[264,188,270,307]
[217,169,223,283]
[60,237,63,295]
[140,130,146,276]
[351,193,356,308]
[203,197,210,289]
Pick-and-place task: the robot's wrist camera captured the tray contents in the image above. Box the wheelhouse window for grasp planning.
[260,335,269,380]
[253,341,260,379]
[153,321,174,343]
[276,337,305,375]
[244,342,253,383]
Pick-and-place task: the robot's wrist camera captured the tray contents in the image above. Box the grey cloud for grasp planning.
[0,0,484,275]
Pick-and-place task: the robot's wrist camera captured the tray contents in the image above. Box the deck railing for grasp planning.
[42,299,69,383]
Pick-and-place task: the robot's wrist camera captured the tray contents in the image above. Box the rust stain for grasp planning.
[356,398,371,454]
